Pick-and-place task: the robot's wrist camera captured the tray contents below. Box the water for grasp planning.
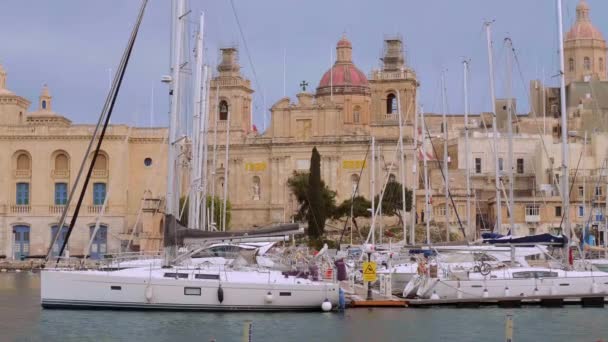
[2,272,608,341]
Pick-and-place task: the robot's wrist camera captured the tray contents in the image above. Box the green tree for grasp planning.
[374,180,412,225]
[308,147,324,239]
[333,195,371,240]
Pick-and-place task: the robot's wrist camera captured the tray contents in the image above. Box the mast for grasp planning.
[505,38,515,234]
[441,71,450,242]
[422,106,431,245]
[164,0,186,265]
[210,81,219,230]
[189,12,205,229]
[463,60,472,240]
[410,94,419,245]
[485,22,503,234]
[556,0,571,261]
[396,91,407,244]
[221,110,231,231]
[371,136,376,245]
[200,66,210,231]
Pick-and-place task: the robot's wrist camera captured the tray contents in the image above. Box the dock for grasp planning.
[341,281,407,308]
[406,293,607,308]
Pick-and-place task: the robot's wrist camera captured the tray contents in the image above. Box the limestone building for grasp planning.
[0,64,167,260]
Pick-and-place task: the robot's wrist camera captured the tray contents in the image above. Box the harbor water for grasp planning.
[2,272,608,341]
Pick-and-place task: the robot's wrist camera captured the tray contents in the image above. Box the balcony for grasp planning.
[14,169,31,178]
[11,205,31,214]
[525,214,541,223]
[49,205,67,215]
[87,205,106,214]
[51,169,70,178]
[92,169,108,178]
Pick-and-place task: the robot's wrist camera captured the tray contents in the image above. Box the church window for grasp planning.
[93,153,107,170]
[42,100,47,110]
[16,153,30,170]
[600,58,604,72]
[584,57,591,71]
[55,153,68,170]
[386,93,397,114]
[353,106,361,123]
[569,58,575,72]
[219,100,228,121]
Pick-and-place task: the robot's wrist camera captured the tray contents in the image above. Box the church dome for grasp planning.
[566,0,604,41]
[316,36,370,97]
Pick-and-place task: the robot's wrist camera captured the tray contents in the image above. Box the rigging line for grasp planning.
[337,142,371,246]
[54,0,148,264]
[557,137,585,233]
[422,115,467,241]
[229,0,266,118]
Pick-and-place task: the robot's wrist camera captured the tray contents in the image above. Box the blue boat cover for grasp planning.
[482,233,566,246]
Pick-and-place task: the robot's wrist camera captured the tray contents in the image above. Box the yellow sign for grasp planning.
[245,162,267,172]
[362,261,377,282]
[342,160,366,170]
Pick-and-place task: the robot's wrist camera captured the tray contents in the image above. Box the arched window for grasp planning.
[17,153,30,170]
[219,100,228,121]
[93,154,107,170]
[600,58,604,72]
[55,154,68,170]
[252,176,261,200]
[350,174,360,194]
[42,100,47,110]
[386,93,397,114]
[584,56,591,70]
[353,106,361,123]
[569,58,575,72]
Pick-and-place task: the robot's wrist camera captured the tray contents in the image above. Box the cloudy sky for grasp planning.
[1,0,604,130]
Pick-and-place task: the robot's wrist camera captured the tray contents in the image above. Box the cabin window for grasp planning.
[512,271,533,279]
[386,93,397,114]
[184,287,201,296]
[164,272,188,279]
[195,274,220,280]
[219,100,228,121]
[111,286,122,290]
[535,271,558,278]
[279,292,292,296]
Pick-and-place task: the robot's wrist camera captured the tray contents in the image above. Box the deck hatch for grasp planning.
[195,274,220,280]
[164,272,189,279]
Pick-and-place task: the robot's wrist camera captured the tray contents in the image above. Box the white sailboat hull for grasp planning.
[41,269,339,311]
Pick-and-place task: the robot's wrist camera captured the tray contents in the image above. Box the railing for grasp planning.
[383,114,398,121]
[14,169,31,178]
[88,205,104,214]
[11,205,31,214]
[525,215,541,223]
[49,205,67,215]
[92,169,108,178]
[51,169,70,178]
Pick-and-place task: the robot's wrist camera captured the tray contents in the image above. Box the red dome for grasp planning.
[337,36,352,48]
[318,64,368,89]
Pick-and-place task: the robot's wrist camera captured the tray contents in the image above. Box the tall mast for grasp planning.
[556,0,571,260]
[505,38,515,234]
[441,71,450,242]
[410,94,419,245]
[485,22,503,234]
[422,106,431,245]
[221,110,231,232]
[200,66,210,231]
[371,136,376,245]
[210,81,219,230]
[189,12,205,229]
[463,60,472,240]
[396,91,408,244]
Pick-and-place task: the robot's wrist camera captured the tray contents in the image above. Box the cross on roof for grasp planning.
[300,80,309,92]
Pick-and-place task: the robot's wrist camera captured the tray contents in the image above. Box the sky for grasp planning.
[1,0,605,130]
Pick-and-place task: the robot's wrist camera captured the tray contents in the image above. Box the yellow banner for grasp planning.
[342,160,366,170]
[245,162,267,172]
[362,261,377,282]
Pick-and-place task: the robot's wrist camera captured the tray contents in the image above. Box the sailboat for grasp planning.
[41,0,339,312]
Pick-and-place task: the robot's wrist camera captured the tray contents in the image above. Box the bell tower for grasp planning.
[0,64,31,125]
[208,47,254,136]
[39,84,52,111]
